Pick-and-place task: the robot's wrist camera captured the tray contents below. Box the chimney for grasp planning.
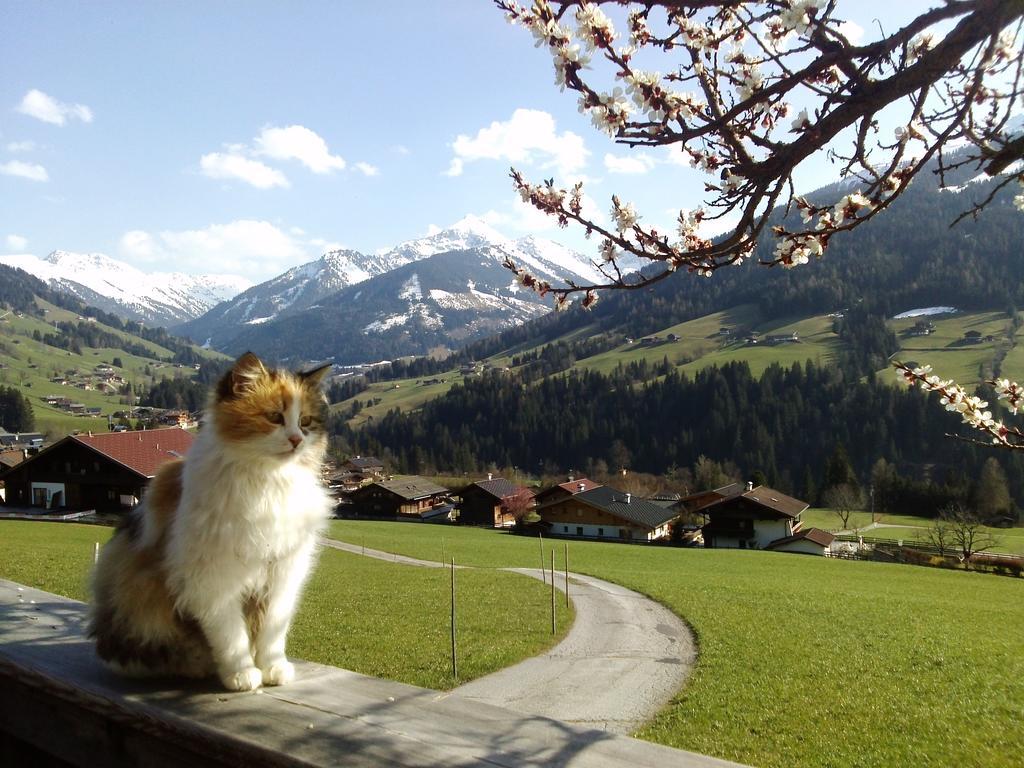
[578,482,585,493]
[746,481,754,491]
[487,472,493,481]
[625,493,631,504]
[567,472,575,482]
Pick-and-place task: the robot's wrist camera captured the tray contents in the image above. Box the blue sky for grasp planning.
[2,1,925,281]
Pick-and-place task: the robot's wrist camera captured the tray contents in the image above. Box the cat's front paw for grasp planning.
[222,666,263,692]
[261,659,295,686]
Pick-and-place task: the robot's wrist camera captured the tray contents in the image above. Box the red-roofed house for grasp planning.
[0,428,192,513]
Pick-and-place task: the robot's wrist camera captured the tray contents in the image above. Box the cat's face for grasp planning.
[211,352,330,462]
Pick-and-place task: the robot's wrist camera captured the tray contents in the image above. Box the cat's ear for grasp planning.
[299,362,332,389]
[217,352,268,400]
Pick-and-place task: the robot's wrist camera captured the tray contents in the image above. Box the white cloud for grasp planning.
[604,153,656,174]
[449,108,589,178]
[6,141,36,153]
[0,160,49,182]
[5,234,28,250]
[16,89,93,126]
[199,152,289,189]
[120,220,308,279]
[355,161,379,177]
[255,125,345,174]
[392,144,411,155]
[424,224,442,236]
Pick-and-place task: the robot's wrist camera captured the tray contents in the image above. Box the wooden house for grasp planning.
[458,477,534,527]
[347,476,453,521]
[0,428,193,513]
[538,485,677,542]
[764,528,836,556]
[701,485,828,552]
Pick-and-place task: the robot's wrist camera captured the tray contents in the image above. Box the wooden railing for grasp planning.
[0,580,745,768]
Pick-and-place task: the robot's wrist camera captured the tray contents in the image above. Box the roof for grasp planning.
[346,456,384,469]
[567,486,678,530]
[677,482,744,510]
[558,478,601,493]
[0,449,26,469]
[765,527,836,550]
[703,485,808,519]
[72,429,194,478]
[372,476,449,501]
[467,478,531,500]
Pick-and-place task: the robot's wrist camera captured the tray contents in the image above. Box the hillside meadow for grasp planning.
[0,520,572,691]
[328,520,1024,768]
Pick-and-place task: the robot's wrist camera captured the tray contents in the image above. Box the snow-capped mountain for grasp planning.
[223,245,559,363]
[182,217,603,352]
[0,250,250,326]
[176,248,409,347]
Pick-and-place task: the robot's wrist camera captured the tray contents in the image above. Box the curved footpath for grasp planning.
[322,538,696,735]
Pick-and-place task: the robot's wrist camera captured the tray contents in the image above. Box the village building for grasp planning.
[0,430,46,449]
[458,476,535,527]
[764,528,836,556]
[0,428,192,513]
[346,476,453,521]
[343,455,386,481]
[537,485,677,542]
[698,484,832,554]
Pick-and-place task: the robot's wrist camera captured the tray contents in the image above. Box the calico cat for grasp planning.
[88,352,333,691]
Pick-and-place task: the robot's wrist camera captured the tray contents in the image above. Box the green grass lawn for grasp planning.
[800,509,1024,555]
[0,521,572,692]
[888,310,1013,386]
[328,520,1024,768]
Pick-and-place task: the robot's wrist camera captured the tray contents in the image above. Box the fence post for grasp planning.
[550,550,556,634]
[539,532,546,584]
[564,541,569,608]
[94,542,99,565]
[450,557,458,682]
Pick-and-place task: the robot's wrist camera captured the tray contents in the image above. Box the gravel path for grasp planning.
[322,538,696,735]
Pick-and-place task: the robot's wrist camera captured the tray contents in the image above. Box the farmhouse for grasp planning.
[700,484,831,554]
[347,476,453,521]
[458,476,535,527]
[0,431,45,449]
[538,485,677,542]
[0,428,193,513]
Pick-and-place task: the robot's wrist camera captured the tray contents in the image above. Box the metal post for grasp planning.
[550,550,556,634]
[94,542,99,565]
[539,532,546,584]
[450,557,458,681]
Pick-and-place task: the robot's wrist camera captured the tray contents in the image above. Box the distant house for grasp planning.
[0,428,193,513]
[700,484,830,554]
[963,330,983,344]
[533,476,602,507]
[458,476,535,527]
[343,455,385,481]
[347,476,453,521]
[0,431,46,449]
[764,333,799,345]
[538,485,677,542]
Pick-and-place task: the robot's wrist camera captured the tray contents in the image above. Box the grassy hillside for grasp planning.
[332,305,1023,428]
[0,298,228,437]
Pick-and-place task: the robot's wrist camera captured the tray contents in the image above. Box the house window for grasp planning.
[739,539,746,549]
[576,527,583,536]
[598,528,604,537]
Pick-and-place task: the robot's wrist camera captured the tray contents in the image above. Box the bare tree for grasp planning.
[495,1,1024,307]
[822,482,863,531]
[926,515,954,558]
[940,502,999,563]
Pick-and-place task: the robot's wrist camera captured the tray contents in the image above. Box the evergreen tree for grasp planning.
[972,457,1012,522]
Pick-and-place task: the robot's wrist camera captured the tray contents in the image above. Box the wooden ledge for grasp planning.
[0,580,744,768]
